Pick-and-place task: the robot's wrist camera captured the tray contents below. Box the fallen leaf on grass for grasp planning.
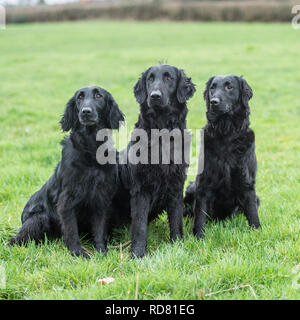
[97,277,115,285]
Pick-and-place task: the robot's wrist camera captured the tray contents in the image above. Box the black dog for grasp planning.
[117,64,196,258]
[9,86,124,257]
[184,75,260,239]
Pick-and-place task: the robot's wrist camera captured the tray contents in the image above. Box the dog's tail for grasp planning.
[183,181,196,217]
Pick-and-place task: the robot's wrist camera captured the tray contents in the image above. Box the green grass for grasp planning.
[0,21,300,300]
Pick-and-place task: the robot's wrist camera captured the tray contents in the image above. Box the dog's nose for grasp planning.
[150,90,162,100]
[210,98,220,107]
[82,107,92,116]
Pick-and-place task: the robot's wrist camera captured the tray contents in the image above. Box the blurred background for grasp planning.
[1,0,298,24]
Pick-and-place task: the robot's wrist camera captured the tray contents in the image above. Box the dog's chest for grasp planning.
[206,141,238,169]
[204,132,252,169]
[135,163,185,204]
[70,163,117,200]
[201,133,253,192]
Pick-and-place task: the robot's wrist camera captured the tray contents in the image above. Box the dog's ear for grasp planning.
[134,69,149,105]
[107,93,125,130]
[176,69,196,104]
[203,76,215,107]
[239,77,253,109]
[60,94,78,132]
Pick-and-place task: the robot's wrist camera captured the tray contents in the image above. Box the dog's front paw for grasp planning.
[193,229,205,240]
[131,246,146,259]
[250,222,261,229]
[95,244,107,255]
[70,246,91,259]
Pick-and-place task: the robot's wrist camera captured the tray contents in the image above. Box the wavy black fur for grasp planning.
[113,64,196,258]
[184,75,260,239]
[9,86,124,258]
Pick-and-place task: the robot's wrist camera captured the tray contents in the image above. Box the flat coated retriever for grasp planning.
[184,75,260,239]
[9,86,124,257]
[116,64,196,258]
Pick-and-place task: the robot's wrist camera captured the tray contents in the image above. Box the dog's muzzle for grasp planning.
[79,107,98,125]
[210,98,230,115]
[149,90,166,107]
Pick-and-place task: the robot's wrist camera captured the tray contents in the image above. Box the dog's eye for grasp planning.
[148,77,154,83]
[78,94,84,100]
[226,85,233,90]
[95,93,102,99]
[165,76,173,81]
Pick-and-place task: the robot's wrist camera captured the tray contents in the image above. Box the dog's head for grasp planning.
[134,64,196,108]
[204,75,253,120]
[60,86,124,132]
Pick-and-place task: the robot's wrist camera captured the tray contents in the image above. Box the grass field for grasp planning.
[0,21,299,300]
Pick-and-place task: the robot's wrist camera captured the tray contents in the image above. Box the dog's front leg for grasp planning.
[130,193,150,258]
[167,194,184,241]
[242,190,260,229]
[61,211,89,258]
[58,194,89,258]
[193,196,208,240]
[91,210,108,254]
